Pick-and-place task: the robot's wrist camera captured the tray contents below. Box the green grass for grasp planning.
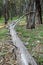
[0,18,7,39]
[15,18,43,64]
[0,28,8,40]
[0,16,18,40]
[16,24,43,44]
[13,16,19,20]
[15,18,43,52]
[0,16,18,24]
[0,18,4,24]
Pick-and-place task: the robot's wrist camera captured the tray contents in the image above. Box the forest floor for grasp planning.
[0,17,43,65]
[0,18,18,65]
[15,17,43,65]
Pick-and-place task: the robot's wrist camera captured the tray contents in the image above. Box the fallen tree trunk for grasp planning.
[8,17,37,65]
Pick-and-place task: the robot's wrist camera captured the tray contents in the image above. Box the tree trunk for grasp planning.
[3,0,9,24]
[35,0,42,24]
[26,0,36,29]
[26,0,42,29]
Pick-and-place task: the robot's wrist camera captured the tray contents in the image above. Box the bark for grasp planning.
[36,0,42,24]
[3,0,9,24]
[26,0,42,29]
[26,0,36,29]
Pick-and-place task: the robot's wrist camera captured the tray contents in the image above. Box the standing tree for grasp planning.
[26,0,36,29]
[0,0,3,19]
[35,0,42,24]
[9,0,17,20]
[3,0,9,24]
[26,0,42,29]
